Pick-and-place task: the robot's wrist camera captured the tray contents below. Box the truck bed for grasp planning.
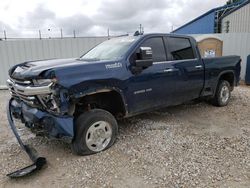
[202,55,241,96]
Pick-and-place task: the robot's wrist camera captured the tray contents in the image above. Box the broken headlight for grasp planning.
[33,79,60,113]
[38,94,59,112]
[33,78,56,86]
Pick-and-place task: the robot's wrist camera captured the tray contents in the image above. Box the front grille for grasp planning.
[7,77,55,112]
[7,78,37,105]
[11,78,31,85]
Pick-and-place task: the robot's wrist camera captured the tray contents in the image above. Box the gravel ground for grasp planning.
[0,86,249,188]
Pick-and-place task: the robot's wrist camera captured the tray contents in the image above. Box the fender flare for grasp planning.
[213,70,235,96]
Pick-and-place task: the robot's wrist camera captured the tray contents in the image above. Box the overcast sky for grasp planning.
[0,0,227,38]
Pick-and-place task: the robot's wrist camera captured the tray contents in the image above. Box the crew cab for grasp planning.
[7,33,241,156]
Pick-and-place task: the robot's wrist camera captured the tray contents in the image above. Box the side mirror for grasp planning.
[135,47,153,68]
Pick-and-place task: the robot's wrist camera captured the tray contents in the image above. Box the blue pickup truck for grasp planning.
[6,33,241,177]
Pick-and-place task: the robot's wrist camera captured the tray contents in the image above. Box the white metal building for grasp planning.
[192,33,250,80]
[222,0,250,33]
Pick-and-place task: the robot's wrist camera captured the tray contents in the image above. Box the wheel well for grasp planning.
[219,72,235,88]
[74,91,126,119]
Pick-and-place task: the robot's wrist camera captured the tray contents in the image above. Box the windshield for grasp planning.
[80,37,138,61]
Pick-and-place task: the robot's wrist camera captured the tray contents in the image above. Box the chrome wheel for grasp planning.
[85,121,112,152]
[220,85,230,103]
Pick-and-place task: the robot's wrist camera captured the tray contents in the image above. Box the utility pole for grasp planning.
[4,30,7,40]
[73,30,76,38]
[139,24,142,34]
[48,28,51,39]
[39,30,42,39]
[107,28,110,39]
[60,28,63,39]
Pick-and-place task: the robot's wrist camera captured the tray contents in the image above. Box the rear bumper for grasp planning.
[10,98,74,143]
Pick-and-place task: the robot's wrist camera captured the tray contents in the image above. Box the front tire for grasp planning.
[211,80,231,107]
[72,109,118,155]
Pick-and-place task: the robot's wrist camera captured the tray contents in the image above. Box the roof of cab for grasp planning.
[138,33,195,40]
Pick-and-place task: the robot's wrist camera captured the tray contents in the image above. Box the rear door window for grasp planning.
[167,37,195,60]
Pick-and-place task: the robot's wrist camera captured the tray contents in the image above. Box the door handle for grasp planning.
[195,65,203,69]
[164,68,177,73]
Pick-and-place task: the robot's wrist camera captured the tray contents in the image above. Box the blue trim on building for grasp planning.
[245,55,250,84]
[172,0,246,34]
[173,11,215,34]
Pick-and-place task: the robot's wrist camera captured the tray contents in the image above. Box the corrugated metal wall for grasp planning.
[0,37,108,88]
[0,34,249,87]
[192,33,250,80]
[222,3,250,33]
[173,11,215,34]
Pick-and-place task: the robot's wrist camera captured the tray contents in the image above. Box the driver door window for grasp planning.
[140,37,167,62]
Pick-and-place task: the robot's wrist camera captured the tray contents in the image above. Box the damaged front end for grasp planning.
[6,76,74,177]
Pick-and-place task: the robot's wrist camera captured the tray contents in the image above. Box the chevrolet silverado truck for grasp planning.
[6,33,241,177]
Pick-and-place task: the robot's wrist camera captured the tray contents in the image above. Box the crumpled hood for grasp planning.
[8,58,124,89]
[9,58,104,80]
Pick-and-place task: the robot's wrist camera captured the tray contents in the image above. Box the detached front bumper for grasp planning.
[6,98,74,177]
[10,99,74,142]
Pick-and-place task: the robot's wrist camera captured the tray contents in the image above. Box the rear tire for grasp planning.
[211,80,231,107]
[72,109,118,155]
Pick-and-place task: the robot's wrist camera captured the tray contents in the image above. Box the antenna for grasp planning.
[134,31,140,36]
